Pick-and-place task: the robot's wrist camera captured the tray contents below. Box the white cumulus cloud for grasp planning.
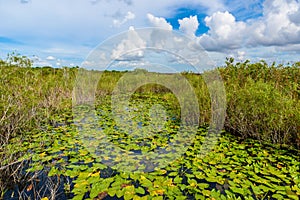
[46,55,56,61]
[197,11,246,51]
[248,0,300,46]
[111,26,146,61]
[193,0,300,54]
[147,13,172,30]
[178,15,199,37]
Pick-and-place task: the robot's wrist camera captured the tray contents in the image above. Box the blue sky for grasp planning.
[0,0,299,69]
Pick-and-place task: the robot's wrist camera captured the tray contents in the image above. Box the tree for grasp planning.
[6,51,32,67]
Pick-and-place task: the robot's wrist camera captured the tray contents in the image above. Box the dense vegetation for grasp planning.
[0,54,299,199]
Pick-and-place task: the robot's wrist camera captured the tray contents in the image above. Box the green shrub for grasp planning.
[225,78,300,146]
[0,58,77,195]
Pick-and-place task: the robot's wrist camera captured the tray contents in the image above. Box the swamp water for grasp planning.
[4,95,300,200]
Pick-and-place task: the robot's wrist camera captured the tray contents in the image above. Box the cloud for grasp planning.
[197,11,246,51]
[90,0,132,6]
[195,0,300,52]
[237,50,246,60]
[32,56,52,67]
[0,0,225,65]
[178,15,199,37]
[147,13,173,30]
[142,1,300,64]
[146,13,175,49]
[276,44,300,53]
[289,9,300,25]
[111,26,146,61]
[46,55,56,61]
[113,11,135,27]
[248,0,300,46]
[1,0,300,67]
[223,0,263,20]
[0,0,138,46]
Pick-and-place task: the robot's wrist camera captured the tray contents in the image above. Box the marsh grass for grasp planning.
[220,59,300,147]
[0,60,76,198]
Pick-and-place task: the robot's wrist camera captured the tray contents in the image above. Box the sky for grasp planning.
[0,0,300,69]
